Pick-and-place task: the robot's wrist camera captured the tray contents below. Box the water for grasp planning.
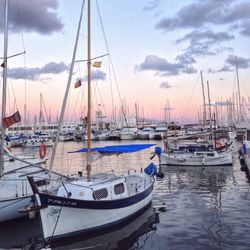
[1,140,250,250]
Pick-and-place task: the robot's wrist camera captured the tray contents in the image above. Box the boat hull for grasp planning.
[160,152,233,166]
[0,196,31,223]
[36,184,153,241]
[120,134,137,140]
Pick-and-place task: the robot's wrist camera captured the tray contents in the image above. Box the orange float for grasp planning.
[39,143,47,159]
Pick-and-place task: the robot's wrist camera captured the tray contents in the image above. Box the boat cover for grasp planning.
[68,144,156,154]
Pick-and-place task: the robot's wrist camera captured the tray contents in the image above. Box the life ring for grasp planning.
[39,143,46,159]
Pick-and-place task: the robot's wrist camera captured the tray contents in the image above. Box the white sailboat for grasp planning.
[27,0,156,242]
[155,81,233,167]
[0,0,67,223]
[156,148,233,166]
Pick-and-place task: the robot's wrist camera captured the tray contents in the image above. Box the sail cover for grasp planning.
[68,144,155,154]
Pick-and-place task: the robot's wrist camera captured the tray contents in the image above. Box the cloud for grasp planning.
[0,1,64,34]
[83,70,106,81]
[137,55,180,75]
[176,30,234,45]
[40,61,68,74]
[160,82,172,89]
[217,65,234,72]
[155,0,250,31]
[176,30,235,59]
[8,61,68,80]
[91,70,106,81]
[240,21,250,36]
[226,55,250,68]
[219,55,250,72]
[143,0,160,11]
[218,55,250,72]
[136,54,197,76]
[175,54,196,64]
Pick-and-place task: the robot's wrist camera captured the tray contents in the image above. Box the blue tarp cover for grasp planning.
[68,144,155,154]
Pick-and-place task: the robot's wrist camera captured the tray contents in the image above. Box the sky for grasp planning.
[0,0,250,125]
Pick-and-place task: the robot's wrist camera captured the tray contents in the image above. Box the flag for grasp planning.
[93,61,102,68]
[2,111,21,129]
[74,79,82,88]
[144,162,157,176]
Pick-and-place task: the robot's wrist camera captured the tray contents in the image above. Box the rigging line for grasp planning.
[0,51,26,60]
[96,80,107,117]
[182,72,200,119]
[93,84,101,126]
[93,81,98,111]
[7,78,11,114]
[9,78,19,112]
[77,62,87,115]
[51,205,63,238]
[107,55,115,123]
[95,0,128,127]
[16,0,27,127]
[70,83,81,121]
[66,81,72,122]
[75,53,109,62]
[41,95,50,124]
[16,0,26,51]
[77,61,86,119]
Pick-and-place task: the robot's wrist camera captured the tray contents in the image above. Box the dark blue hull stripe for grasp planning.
[39,183,154,209]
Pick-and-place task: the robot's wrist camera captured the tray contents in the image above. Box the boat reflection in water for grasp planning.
[0,204,160,249]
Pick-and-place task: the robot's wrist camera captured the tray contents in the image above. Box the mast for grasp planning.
[86,0,92,181]
[49,0,85,172]
[39,93,42,130]
[235,56,242,122]
[207,81,214,143]
[200,71,207,128]
[135,102,138,129]
[0,0,9,177]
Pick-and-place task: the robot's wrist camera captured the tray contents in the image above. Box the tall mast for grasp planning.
[200,71,207,127]
[135,102,138,129]
[0,0,9,177]
[39,93,42,129]
[49,0,85,172]
[86,0,92,181]
[207,81,214,142]
[235,56,242,121]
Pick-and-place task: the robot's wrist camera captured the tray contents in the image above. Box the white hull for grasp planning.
[29,171,155,241]
[138,134,149,140]
[40,192,152,240]
[23,141,54,147]
[0,196,31,223]
[160,152,233,166]
[0,160,66,223]
[120,134,137,140]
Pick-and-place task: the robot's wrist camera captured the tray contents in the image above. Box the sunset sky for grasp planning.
[0,0,250,125]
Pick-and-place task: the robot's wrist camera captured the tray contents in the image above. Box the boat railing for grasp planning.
[0,178,29,198]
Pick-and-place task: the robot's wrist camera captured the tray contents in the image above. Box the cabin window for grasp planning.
[114,183,125,195]
[93,188,108,200]
[207,153,214,156]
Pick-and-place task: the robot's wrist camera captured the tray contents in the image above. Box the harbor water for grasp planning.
[0,140,250,250]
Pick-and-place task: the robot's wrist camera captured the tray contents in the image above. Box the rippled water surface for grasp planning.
[1,140,250,250]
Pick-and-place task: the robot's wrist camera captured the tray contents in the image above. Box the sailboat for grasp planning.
[27,0,156,242]
[0,0,68,223]
[154,80,233,167]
